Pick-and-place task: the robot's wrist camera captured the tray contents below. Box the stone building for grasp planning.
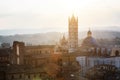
[68,15,78,53]
[111,46,120,56]
[24,45,55,67]
[3,41,60,80]
[0,47,12,80]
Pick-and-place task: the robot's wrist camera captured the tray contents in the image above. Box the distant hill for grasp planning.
[0,31,120,46]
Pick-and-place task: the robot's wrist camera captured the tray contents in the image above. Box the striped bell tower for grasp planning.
[68,15,78,53]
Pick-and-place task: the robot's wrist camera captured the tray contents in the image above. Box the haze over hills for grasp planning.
[0,26,120,35]
[0,30,120,46]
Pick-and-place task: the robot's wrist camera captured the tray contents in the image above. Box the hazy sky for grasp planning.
[0,0,120,33]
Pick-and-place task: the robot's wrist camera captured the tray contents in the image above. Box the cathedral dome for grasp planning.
[82,37,98,47]
[82,29,98,47]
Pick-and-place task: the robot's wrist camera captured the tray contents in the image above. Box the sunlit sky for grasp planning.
[0,0,120,34]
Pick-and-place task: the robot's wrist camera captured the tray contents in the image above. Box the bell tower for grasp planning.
[68,15,78,53]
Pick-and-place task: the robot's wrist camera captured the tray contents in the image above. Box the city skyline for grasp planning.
[0,1,120,80]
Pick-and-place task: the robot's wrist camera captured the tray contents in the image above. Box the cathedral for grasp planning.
[0,15,120,80]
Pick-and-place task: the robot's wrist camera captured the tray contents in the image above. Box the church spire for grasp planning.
[87,28,92,37]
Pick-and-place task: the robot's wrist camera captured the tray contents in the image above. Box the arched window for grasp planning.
[115,50,119,56]
[11,75,14,79]
[39,74,41,77]
[19,74,22,78]
[28,75,30,79]
[34,74,36,78]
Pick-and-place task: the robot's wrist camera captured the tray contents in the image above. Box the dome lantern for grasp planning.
[87,28,92,37]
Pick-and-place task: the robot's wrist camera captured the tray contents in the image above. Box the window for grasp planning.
[11,75,14,79]
[39,74,41,77]
[40,51,41,54]
[28,75,30,79]
[17,57,20,64]
[115,50,119,56]
[19,74,22,78]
